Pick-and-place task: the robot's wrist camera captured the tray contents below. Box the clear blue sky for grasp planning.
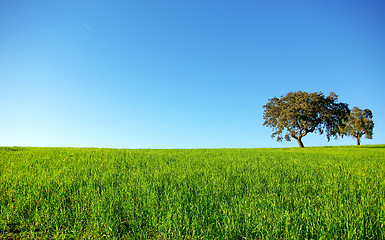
[1,0,384,148]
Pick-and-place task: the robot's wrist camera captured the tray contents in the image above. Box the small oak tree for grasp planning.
[263,91,350,148]
[340,107,374,145]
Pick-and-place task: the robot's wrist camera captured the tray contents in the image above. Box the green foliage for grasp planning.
[340,107,374,145]
[1,146,385,239]
[263,91,350,147]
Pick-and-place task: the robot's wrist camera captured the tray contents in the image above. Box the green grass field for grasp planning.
[1,146,384,239]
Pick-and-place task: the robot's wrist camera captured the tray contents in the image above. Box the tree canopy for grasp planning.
[263,91,350,147]
[340,107,374,145]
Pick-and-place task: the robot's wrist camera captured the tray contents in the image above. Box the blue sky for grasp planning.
[1,0,384,148]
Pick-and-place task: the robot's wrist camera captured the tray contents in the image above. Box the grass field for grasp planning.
[1,146,384,239]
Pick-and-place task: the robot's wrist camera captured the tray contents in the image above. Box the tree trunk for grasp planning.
[356,137,361,145]
[297,137,304,148]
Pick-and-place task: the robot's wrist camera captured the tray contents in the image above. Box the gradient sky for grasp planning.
[1,0,384,148]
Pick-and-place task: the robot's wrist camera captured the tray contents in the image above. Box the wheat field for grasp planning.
[1,146,384,239]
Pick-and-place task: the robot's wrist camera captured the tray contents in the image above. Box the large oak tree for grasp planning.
[340,107,374,145]
[263,91,350,148]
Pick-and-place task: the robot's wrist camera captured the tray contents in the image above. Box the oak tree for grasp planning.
[340,107,374,145]
[263,91,350,148]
